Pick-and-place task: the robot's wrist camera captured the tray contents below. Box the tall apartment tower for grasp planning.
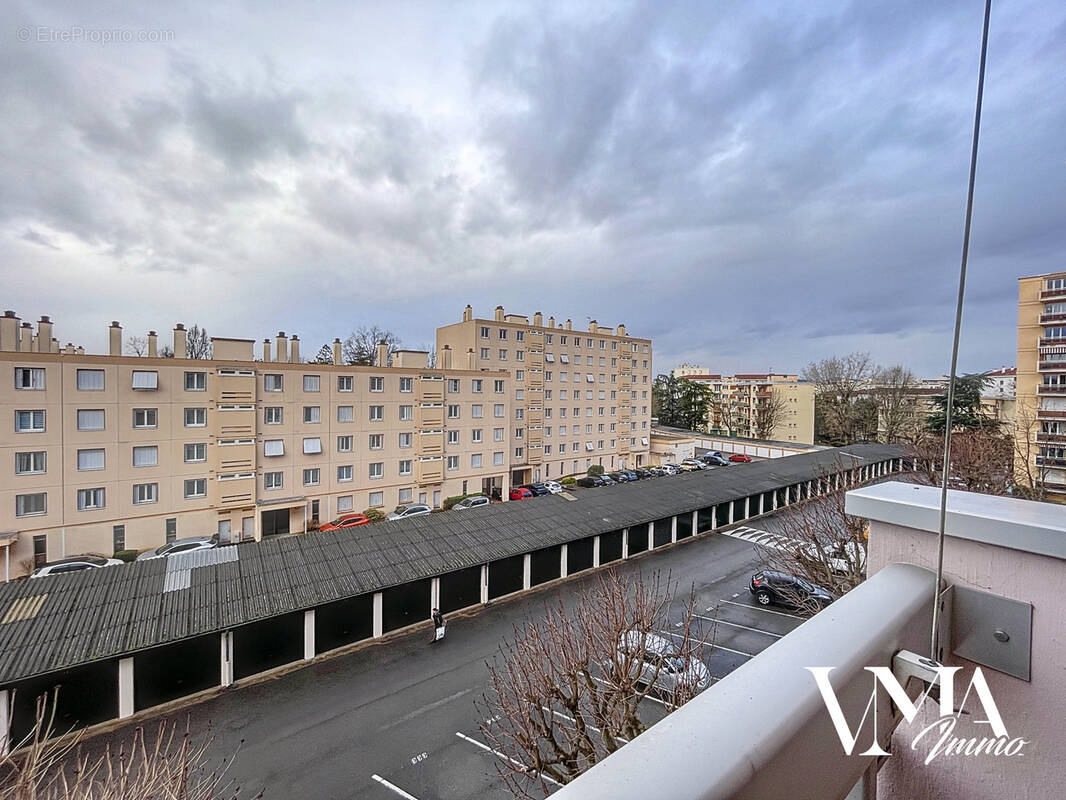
[1016,271,1066,500]
[679,372,815,445]
[436,306,654,486]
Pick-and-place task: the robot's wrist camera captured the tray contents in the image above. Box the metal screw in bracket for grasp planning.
[993,628,1010,643]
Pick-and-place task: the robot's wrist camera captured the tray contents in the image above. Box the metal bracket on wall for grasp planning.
[951,585,1032,681]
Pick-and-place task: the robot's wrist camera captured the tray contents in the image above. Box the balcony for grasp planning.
[1040,312,1066,324]
[1040,286,1066,301]
[1037,408,1066,419]
[1035,455,1066,468]
[1038,360,1066,371]
[1038,384,1066,395]
[552,483,1066,800]
[1038,337,1066,347]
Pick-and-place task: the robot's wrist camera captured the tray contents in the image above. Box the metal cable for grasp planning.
[930,0,993,663]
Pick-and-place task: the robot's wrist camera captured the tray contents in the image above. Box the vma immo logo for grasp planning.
[807,664,1029,765]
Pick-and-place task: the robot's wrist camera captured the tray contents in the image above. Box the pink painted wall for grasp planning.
[868,521,1066,800]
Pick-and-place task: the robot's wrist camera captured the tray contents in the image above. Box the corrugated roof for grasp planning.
[0,444,904,684]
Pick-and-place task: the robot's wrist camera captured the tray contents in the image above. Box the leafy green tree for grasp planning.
[311,344,334,364]
[677,379,711,432]
[652,374,681,425]
[926,373,996,433]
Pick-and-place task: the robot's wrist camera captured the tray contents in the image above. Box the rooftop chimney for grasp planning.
[439,344,452,369]
[547,316,555,329]
[174,324,187,358]
[533,311,543,327]
[36,316,53,353]
[50,337,58,354]
[64,343,75,355]
[262,338,272,362]
[19,322,32,352]
[466,348,476,370]
[616,323,626,336]
[147,331,158,357]
[333,338,342,365]
[289,335,300,364]
[109,321,122,356]
[76,346,84,356]
[376,340,389,367]
[494,305,505,322]
[589,320,598,333]
[463,304,473,322]
[275,332,287,363]
[565,318,572,331]
[0,311,19,352]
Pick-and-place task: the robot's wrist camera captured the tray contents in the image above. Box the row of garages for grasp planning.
[0,457,908,748]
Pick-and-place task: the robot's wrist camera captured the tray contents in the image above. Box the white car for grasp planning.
[542,481,564,495]
[31,554,123,578]
[797,539,866,575]
[137,536,218,561]
[387,503,432,521]
[453,496,490,510]
[615,630,710,694]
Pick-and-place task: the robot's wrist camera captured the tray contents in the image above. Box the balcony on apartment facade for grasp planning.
[1037,383,1066,395]
[1039,286,1066,301]
[551,482,1065,800]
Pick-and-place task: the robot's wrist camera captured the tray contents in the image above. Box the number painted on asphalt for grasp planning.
[410,752,428,765]
[483,714,502,726]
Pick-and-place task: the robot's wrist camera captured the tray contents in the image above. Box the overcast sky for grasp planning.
[2,0,1064,377]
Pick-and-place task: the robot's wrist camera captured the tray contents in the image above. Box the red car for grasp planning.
[729,453,753,463]
[319,513,372,531]
[509,487,534,500]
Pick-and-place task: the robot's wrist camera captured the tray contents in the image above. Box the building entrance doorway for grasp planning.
[261,509,290,537]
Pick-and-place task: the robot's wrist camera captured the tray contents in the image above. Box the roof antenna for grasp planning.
[930,0,993,664]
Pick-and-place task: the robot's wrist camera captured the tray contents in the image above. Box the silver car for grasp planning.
[32,554,123,578]
[453,496,490,510]
[137,536,218,561]
[387,503,432,521]
[616,630,710,694]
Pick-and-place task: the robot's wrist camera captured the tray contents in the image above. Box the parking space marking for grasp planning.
[541,706,629,744]
[715,598,806,620]
[691,614,782,638]
[454,731,564,787]
[581,670,677,710]
[655,628,755,659]
[371,774,421,799]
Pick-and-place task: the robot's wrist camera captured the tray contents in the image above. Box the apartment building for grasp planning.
[436,306,654,485]
[1016,271,1066,499]
[0,314,511,576]
[675,370,815,445]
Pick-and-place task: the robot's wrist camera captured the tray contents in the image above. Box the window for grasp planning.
[16,451,46,474]
[515,428,524,439]
[494,452,504,465]
[369,405,384,421]
[545,426,552,436]
[447,404,461,419]
[131,370,158,390]
[185,371,206,391]
[480,326,490,338]
[14,367,45,390]
[497,349,508,360]
[337,405,354,423]
[398,432,412,448]
[399,405,413,421]
[369,376,384,392]
[546,371,553,381]
[77,409,104,431]
[133,445,158,467]
[369,434,383,450]
[133,483,158,504]
[15,493,46,517]
[183,442,206,462]
[544,445,552,455]
[76,369,104,391]
[514,447,524,459]
[264,374,283,392]
[303,468,320,486]
[337,495,354,512]
[515,330,525,342]
[397,488,412,504]
[472,379,483,393]
[494,427,504,441]
[400,377,413,392]
[113,524,125,552]
[480,348,490,359]
[304,375,321,392]
[471,453,483,468]
[184,407,207,427]
[515,390,524,401]
[499,329,507,340]
[77,448,105,471]
[77,487,105,510]
[494,404,505,417]
[515,409,524,420]
[448,379,460,392]
[303,437,322,455]
[369,462,384,479]
[338,375,353,392]
[338,435,353,452]
[560,355,570,364]
[447,430,460,445]
[399,460,412,475]
[16,410,46,432]
[560,336,568,345]
[264,439,284,457]
[261,472,282,490]
[471,404,484,419]
[304,406,321,423]
[493,380,504,393]
[471,428,483,443]
[180,478,206,498]
[264,407,283,425]
[369,491,384,506]
[515,351,525,362]
[133,408,157,429]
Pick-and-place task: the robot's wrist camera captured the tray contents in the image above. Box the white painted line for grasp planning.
[371,774,420,799]
[541,706,629,744]
[716,598,805,620]
[455,732,563,787]
[708,643,756,658]
[580,671,677,710]
[692,614,782,638]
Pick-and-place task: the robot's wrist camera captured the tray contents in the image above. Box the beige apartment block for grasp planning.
[0,314,511,578]
[1016,271,1066,499]
[436,306,654,485]
[680,372,815,445]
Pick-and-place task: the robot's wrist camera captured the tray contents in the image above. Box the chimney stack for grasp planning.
[439,344,452,369]
[533,311,543,327]
[589,320,598,333]
[467,348,476,370]
[547,316,555,329]
[289,335,300,364]
[19,323,32,352]
[565,318,572,330]
[64,343,75,355]
[494,305,504,322]
[332,338,342,365]
[0,311,19,352]
[275,332,287,363]
[174,324,187,358]
[109,321,122,356]
[616,323,626,336]
[463,304,473,322]
[36,317,53,352]
[376,340,389,367]
[262,338,272,362]
[76,346,84,356]
[147,331,158,357]
[50,338,58,354]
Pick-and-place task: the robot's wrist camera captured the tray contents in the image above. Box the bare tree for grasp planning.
[871,365,920,443]
[341,326,401,366]
[909,429,1014,495]
[185,324,212,359]
[1011,403,1050,501]
[803,352,874,445]
[478,571,711,796]
[753,389,788,440]
[159,345,174,359]
[124,336,147,357]
[1,690,261,800]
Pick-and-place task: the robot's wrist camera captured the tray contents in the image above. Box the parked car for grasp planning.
[453,495,490,510]
[660,464,682,475]
[701,453,730,466]
[137,536,218,561]
[542,480,564,494]
[615,630,711,695]
[622,470,641,481]
[319,513,372,531]
[387,503,432,520]
[32,554,123,578]
[599,474,616,485]
[648,466,669,477]
[509,487,534,500]
[729,453,753,463]
[749,570,834,610]
[576,476,604,488]
[797,540,866,575]
[679,459,704,471]
[521,483,551,496]
[607,472,630,483]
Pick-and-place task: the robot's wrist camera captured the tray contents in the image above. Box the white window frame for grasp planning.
[184,442,207,463]
[133,483,158,505]
[76,369,105,391]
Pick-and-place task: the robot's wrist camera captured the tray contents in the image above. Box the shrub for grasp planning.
[306,519,321,532]
[113,549,139,563]
[363,507,385,522]
[560,476,577,486]
[587,464,605,476]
